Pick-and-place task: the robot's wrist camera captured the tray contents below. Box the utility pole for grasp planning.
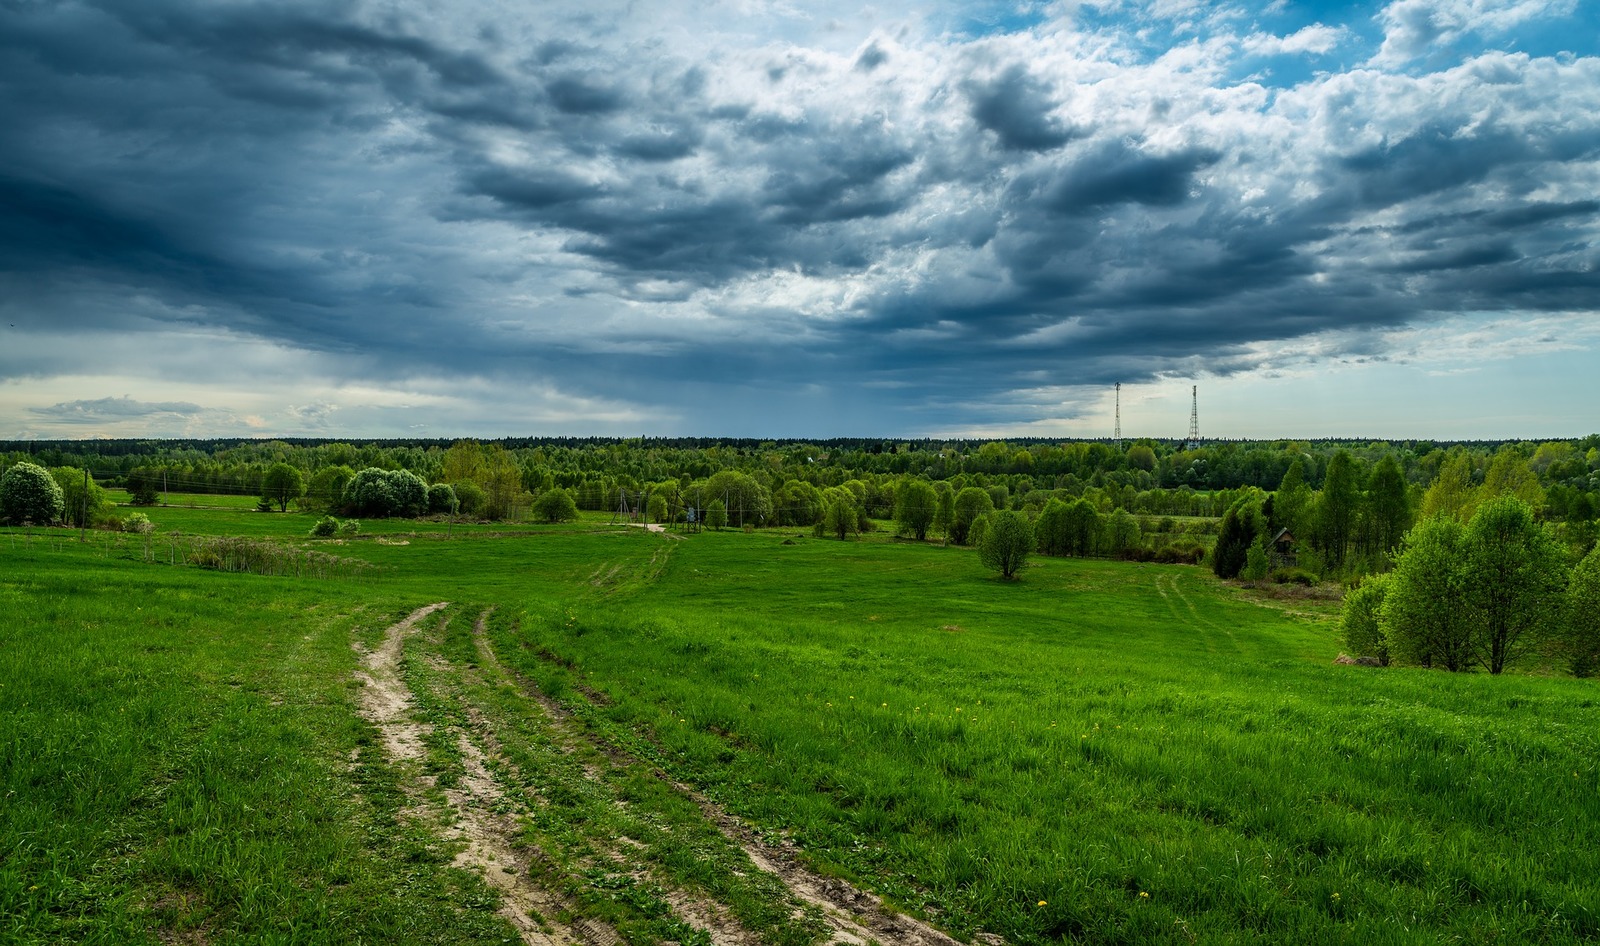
[1186,385,1200,451]
[1114,383,1122,448]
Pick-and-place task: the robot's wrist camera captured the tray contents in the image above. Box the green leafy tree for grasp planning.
[1382,516,1472,671]
[1213,494,1263,579]
[1,462,65,525]
[1314,451,1359,569]
[427,483,459,515]
[646,492,669,524]
[260,462,306,513]
[1359,454,1412,557]
[819,497,857,540]
[1034,498,1070,556]
[979,510,1034,579]
[1463,495,1567,674]
[532,487,580,523]
[950,487,995,545]
[1341,573,1391,665]
[51,467,114,528]
[452,480,488,518]
[387,469,429,518]
[125,468,160,506]
[305,465,354,514]
[894,479,937,540]
[344,468,395,517]
[1104,507,1141,558]
[1565,546,1600,677]
[1421,451,1477,521]
[1480,450,1546,513]
[705,498,728,531]
[1062,499,1102,557]
[705,470,772,527]
[1272,458,1313,536]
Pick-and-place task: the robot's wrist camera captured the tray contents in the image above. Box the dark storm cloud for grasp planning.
[965,65,1076,152]
[3,0,1599,435]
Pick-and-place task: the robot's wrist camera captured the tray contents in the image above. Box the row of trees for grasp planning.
[1342,496,1598,675]
[11,435,1599,522]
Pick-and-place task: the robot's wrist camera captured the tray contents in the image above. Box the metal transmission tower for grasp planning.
[1186,385,1200,450]
[1113,383,1122,447]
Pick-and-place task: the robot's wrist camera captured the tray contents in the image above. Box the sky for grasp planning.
[2,0,1598,442]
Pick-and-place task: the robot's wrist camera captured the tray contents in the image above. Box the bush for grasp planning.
[310,516,340,537]
[1,462,65,525]
[452,480,488,518]
[1342,573,1390,665]
[532,488,580,524]
[343,468,427,518]
[339,519,360,536]
[122,512,154,535]
[427,483,459,516]
[1271,567,1320,586]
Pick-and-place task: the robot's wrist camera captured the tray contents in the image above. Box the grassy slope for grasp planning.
[497,531,1600,945]
[5,511,1600,944]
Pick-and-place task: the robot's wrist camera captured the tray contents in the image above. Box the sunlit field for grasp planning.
[5,504,1597,944]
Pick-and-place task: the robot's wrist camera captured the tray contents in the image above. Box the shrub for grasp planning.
[339,519,360,536]
[427,483,459,516]
[310,516,340,537]
[452,480,488,518]
[122,512,154,535]
[1,462,65,525]
[1271,567,1319,586]
[532,488,580,524]
[1342,573,1390,665]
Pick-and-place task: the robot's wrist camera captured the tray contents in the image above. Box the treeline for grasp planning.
[6,435,1598,519]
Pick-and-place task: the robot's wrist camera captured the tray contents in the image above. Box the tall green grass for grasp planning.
[496,531,1600,945]
[0,547,518,944]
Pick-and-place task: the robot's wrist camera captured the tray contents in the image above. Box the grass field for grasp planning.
[4,506,1598,944]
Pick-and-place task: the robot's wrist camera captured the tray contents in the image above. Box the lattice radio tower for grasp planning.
[1186,385,1200,450]
[1113,383,1122,447]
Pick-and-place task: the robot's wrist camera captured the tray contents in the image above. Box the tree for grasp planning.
[427,483,459,515]
[1127,444,1157,472]
[1566,545,1600,677]
[1,462,65,525]
[895,479,937,540]
[705,498,728,531]
[51,467,114,528]
[705,470,772,527]
[1382,516,1472,671]
[260,462,306,513]
[1462,495,1567,674]
[1061,499,1101,557]
[819,497,857,540]
[979,510,1034,579]
[1341,573,1391,665]
[343,468,427,518]
[1480,450,1545,513]
[453,480,488,518]
[1314,451,1359,569]
[1104,507,1141,558]
[1271,458,1313,536]
[1035,499,1070,556]
[1421,451,1476,520]
[1359,454,1412,557]
[950,487,995,545]
[532,488,580,523]
[126,467,160,506]
[646,492,669,524]
[1213,494,1263,579]
[387,469,429,518]
[305,465,354,514]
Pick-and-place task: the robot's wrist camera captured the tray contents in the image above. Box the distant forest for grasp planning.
[4,435,1597,580]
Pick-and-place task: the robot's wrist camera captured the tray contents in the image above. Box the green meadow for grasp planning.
[4,505,1598,944]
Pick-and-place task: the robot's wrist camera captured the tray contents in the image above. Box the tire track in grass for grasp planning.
[469,612,985,946]
[354,603,591,946]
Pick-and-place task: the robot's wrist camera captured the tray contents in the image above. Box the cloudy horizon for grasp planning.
[3,0,1598,441]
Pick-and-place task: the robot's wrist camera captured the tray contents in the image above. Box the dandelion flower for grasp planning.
[1037,900,1047,907]
[1139,891,1150,899]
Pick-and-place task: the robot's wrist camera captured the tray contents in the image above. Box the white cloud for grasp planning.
[1372,0,1577,66]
